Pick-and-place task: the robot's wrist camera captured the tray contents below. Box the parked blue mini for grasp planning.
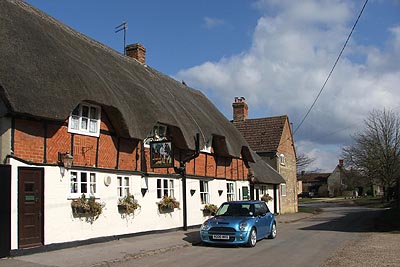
[200,200,277,247]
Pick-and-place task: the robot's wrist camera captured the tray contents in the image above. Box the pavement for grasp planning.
[0,212,312,267]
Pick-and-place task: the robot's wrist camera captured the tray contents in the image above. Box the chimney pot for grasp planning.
[125,43,146,64]
[232,97,248,122]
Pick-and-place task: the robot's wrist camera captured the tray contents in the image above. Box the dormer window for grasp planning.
[144,123,167,146]
[68,103,101,137]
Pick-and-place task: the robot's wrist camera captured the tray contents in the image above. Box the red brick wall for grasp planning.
[14,119,44,163]
[97,134,117,169]
[13,117,249,180]
[47,123,71,163]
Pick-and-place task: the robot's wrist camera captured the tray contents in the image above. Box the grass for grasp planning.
[298,206,323,214]
[352,196,392,208]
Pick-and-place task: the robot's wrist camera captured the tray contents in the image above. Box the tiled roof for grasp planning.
[298,173,330,183]
[232,116,287,152]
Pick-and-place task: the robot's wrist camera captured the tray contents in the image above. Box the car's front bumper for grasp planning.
[200,230,251,245]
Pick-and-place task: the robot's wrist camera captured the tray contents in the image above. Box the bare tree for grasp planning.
[296,151,315,174]
[342,109,400,204]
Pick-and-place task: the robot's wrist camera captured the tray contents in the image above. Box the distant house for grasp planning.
[0,0,284,257]
[327,159,380,198]
[232,97,297,213]
[298,172,330,197]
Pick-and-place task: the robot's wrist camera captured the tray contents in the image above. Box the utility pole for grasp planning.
[115,21,127,55]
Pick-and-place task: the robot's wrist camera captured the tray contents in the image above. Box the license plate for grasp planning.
[213,234,229,240]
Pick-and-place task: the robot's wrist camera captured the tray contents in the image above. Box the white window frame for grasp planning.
[279,154,286,165]
[68,103,101,137]
[281,183,287,197]
[227,182,235,201]
[117,176,130,198]
[70,171,97,198]
[200,180,209,204]
[156,178,174,199]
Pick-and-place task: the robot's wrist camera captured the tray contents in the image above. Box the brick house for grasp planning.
[232,97,298,213]
[0,1,283,256]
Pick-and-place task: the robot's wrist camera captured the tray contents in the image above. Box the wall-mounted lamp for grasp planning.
[218,190,224,196]
[190,189,196,196]
[58,152,74,169]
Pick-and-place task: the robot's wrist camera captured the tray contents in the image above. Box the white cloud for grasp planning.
[176,0,400,172]
[203,17,225,29]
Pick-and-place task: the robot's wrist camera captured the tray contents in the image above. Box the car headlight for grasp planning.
[201,221,211,231]
[239,222,248,231]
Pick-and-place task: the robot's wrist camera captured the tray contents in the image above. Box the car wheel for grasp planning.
[268,222,277,239]
[247,228,257,247]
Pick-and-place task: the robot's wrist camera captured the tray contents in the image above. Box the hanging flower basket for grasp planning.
[261,193,273,202]
[158,195,180,213]
[118,194,141,215]
[71,193,104,221]
[202,204,218,216]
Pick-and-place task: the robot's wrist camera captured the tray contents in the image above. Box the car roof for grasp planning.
[222,200,263,205]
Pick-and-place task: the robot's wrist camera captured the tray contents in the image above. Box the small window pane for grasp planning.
[71,172,78,193]
[90,107,97,119]
[81,118,88,130]
[70,116,79,130]
[90,173,96,194]
[89,120,97,133]
[81,173,87,193]
[82,105,89,117]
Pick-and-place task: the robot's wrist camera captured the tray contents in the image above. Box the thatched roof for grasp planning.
[0,0,252,159]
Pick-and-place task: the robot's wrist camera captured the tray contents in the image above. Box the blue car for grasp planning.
[200,200,277,247]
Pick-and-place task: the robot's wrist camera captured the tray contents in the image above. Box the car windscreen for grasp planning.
[216,203,254,217]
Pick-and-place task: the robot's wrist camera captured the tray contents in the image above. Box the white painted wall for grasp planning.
[9,158,251,249]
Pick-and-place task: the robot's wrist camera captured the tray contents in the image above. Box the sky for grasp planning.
[25,0,400,172]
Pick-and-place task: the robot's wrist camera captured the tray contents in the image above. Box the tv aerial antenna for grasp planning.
[115,21,127,55]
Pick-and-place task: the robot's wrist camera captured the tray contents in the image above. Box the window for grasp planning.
[260,185,267,195]
[144,123,168,146]
[200,180,209,204]
[117,176,130,198]
[157,178,174,199]
[70,171,96,197]
[280,154,286,165]
[68,103,101,137]
[281,183,287,196]
[227,182,235,201]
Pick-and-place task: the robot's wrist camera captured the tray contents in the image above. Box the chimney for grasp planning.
[338,159,344,167]
[125,43,146,64]
[232,97,248,122]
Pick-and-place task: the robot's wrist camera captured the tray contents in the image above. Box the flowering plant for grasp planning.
[158,195,180,212]
[118,194,141,215]
[261,193,273,202]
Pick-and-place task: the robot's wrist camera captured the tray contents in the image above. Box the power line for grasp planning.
[293,0,369,136]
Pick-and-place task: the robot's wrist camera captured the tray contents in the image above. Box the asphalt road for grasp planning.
[105,202,382,267]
